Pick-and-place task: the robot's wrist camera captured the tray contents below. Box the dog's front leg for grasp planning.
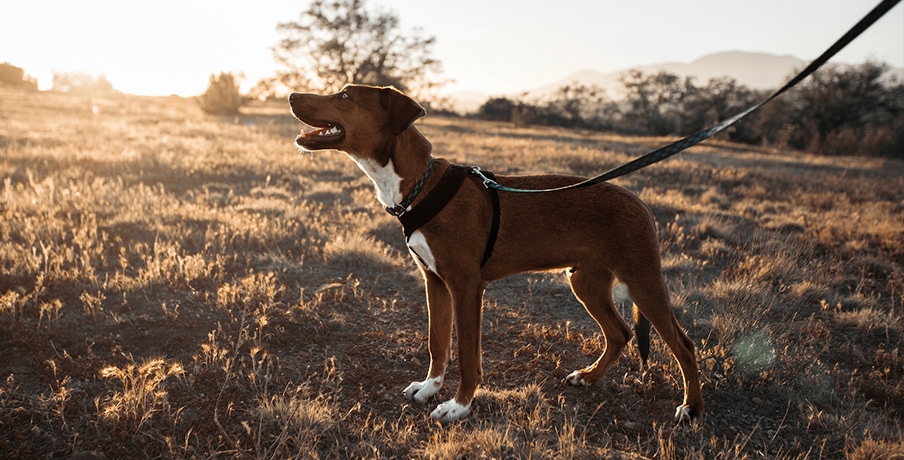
[431,279,485,423]
[404,271,452,404]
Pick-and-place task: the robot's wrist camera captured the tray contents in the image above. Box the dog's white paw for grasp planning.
[565,370,592,387]
[674,404,700,424]
[403,376,443,404]
[431,398,470,423]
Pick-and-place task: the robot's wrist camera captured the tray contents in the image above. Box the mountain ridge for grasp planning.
[446,51,904,113]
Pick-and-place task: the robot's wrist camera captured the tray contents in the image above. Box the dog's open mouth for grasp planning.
[295,122,345,150]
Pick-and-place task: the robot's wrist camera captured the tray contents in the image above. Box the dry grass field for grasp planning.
[1,88,903,459]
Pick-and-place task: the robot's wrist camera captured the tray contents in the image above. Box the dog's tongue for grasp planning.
[296,120,320,137]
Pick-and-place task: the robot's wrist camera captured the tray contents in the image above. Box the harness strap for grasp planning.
[398,164,501,267]
[399,164,467,239]
[481,170,501,266]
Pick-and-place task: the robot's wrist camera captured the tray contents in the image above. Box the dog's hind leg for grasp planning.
[623,274,704,424]
[565,267,632,386]
[404,270,452,403]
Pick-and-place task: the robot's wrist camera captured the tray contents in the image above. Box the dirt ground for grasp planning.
[1,90,903,458]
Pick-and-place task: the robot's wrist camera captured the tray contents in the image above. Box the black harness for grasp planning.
[391,163,500,267]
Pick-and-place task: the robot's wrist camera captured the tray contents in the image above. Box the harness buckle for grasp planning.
[386,204,407,217]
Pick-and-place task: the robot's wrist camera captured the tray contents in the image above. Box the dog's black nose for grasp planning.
[289,93,301,103]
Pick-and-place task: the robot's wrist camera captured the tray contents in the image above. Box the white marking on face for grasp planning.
[431,398,470,422]
[347,155,403,209]
[403,375,443,403]
[407,230,437,273]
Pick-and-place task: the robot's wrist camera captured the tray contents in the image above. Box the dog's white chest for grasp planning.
[407,230,437,273]
[348,155,403,209]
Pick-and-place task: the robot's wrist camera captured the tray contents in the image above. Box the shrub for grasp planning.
[477,97,515,121]
[198,72,243,115]
[0,62,38,91]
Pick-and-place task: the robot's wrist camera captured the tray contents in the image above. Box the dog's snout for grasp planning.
[289,93,301,103]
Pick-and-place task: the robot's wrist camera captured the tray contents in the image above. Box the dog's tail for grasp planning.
[633,305,651,366]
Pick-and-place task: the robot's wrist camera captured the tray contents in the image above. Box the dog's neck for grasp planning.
[348,127,433,211]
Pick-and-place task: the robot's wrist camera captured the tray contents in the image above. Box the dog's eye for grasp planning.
[339,91,349,100]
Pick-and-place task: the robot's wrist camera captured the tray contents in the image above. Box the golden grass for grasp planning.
[1,88,903,458]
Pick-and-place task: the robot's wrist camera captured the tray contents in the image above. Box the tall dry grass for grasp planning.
[1,88,902,458]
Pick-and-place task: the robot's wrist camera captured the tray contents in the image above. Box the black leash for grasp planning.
[472,0,902,193]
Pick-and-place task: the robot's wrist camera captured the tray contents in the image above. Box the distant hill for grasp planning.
[447,51,904,113]
[531,52,805,98]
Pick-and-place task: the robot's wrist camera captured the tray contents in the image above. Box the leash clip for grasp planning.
[470,166,498,189]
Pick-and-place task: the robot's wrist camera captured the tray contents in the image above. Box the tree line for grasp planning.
[1,62,117,95]
[4,0,900,158]
[476,62,904,158]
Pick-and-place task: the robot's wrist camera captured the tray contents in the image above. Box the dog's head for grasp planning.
[289,84,426,161]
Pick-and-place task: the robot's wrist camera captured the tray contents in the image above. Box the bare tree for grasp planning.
[620,70,692,135]
[548,82,618,129]
[778,61,903,156]
[680,76,761,140]
[272,0,443,97]
[801,62,892,142]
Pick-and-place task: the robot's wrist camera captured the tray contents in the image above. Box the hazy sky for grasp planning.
[2,0,902,96]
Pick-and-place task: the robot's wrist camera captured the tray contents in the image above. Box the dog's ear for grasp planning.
[382,87,426,135]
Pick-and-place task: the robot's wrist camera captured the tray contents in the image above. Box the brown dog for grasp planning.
[289,84,703,423]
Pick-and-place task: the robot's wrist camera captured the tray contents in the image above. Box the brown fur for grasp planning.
[289,84,704,423]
